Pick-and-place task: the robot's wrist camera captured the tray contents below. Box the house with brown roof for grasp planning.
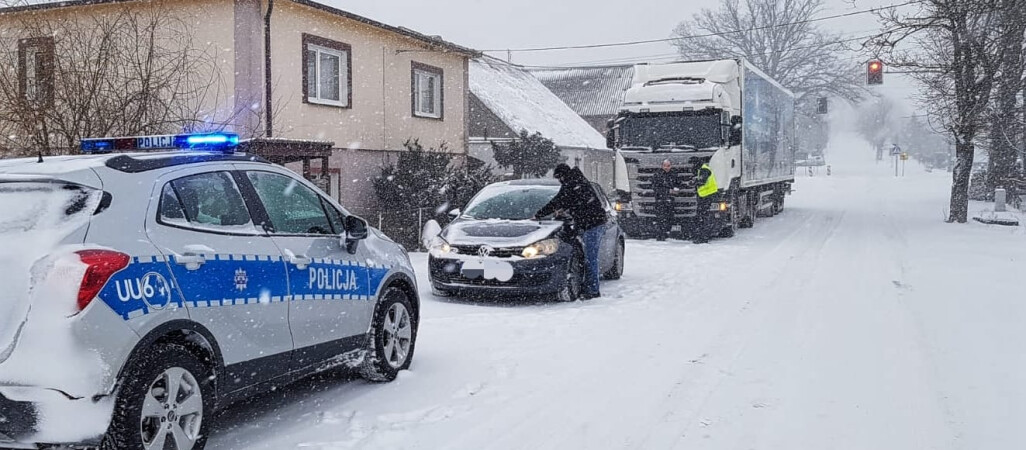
[0,0,479,211]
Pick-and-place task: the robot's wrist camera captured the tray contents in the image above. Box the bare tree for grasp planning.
[855,95,901,161]
[671,0,864,103]
[985,0,1025,192]
[873,0,1013,222]
[0,5,235,156]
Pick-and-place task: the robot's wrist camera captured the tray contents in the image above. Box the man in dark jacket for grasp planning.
[650,159,681,241]
[534,164,608,299]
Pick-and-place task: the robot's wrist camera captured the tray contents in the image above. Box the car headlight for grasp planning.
[430,237,452,255]
[521,238,560,259]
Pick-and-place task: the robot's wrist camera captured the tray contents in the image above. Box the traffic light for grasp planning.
[817,97,828,114]
[867,60,884,85]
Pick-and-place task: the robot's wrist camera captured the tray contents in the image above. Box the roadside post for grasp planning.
[995,189,1007,212]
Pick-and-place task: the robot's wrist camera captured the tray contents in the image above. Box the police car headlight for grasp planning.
[430,237,452,255]
[522,239,560,259]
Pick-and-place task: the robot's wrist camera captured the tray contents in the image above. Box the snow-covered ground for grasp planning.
[208,132,1026,450]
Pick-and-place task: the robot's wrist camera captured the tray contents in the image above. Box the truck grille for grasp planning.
[630,165,699,218]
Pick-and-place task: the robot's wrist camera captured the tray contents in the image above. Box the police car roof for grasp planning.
[0,151,269,175]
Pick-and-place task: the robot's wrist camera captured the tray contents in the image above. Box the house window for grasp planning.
[18,37,55,108]
[302,34,351,108]
[411,62,443,119]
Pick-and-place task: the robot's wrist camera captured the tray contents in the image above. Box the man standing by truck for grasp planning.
[651,159,681,241]
[692,158,718,244]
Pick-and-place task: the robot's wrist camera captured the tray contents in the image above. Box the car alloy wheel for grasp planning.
[361,287,418,382]
[383,303,414,369]
[140,367,204,450]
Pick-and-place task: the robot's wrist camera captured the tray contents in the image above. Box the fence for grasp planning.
[348,205,453,252]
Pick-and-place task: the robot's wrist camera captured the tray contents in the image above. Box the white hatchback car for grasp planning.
[0,134,419,450]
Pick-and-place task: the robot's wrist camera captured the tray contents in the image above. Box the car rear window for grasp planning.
[0,181,102,234]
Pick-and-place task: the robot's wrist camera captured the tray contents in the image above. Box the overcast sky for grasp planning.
[328,0,917,112]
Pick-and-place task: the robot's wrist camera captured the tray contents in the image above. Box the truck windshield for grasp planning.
[619,113,722,151]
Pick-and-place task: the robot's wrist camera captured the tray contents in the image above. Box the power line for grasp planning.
[481,0,918,53]
[518,32,882,69]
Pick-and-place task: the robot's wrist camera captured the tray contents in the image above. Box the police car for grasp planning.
[0,133,419,449]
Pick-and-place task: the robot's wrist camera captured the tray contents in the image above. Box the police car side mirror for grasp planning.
[448,208,461,218]
[345,215,369,242]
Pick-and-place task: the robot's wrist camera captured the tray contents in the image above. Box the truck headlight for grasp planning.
[430,237,452,255]
[522,239,560,259]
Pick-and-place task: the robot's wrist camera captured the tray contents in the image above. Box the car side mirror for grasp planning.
[344,215,369,242]
[448,208,461,218]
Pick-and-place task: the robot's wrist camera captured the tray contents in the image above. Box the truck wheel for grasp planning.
[102,344,213,450]
[721,191,740,238]
[361,287,417,382]
[739,192,755,228]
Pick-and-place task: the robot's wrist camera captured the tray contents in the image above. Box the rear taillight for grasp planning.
[75,250,131,311]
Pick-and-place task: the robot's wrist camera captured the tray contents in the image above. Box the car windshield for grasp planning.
[462,185,559,220]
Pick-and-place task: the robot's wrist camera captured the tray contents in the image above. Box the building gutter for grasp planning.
[264,0,274,138]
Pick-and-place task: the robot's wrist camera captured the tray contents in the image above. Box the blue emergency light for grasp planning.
[80,132,240,154]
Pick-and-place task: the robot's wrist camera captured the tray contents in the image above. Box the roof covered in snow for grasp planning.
[528,65,635,117]
[469,57,607,150]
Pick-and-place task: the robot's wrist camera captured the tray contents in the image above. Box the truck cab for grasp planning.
[606,58,795,240]
[606,59,746,238]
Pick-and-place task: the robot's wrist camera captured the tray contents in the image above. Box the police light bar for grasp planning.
[80,133,240,154]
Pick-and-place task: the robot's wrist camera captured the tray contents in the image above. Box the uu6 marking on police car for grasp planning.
[115,272,173,310]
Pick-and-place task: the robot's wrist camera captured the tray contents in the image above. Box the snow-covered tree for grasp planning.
[491,130,562,179]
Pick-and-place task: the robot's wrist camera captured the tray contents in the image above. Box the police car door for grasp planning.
[145,167,293,389]
[238,168,372,370]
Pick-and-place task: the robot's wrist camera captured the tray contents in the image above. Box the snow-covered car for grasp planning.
[0,133,419,450]
[428,179,625,301]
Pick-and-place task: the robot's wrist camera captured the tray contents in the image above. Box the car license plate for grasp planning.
[461,258,514,282]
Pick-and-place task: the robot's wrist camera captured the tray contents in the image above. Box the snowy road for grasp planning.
[207,134,1026,450]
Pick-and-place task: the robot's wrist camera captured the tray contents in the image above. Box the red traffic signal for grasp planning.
[867,60,884,85]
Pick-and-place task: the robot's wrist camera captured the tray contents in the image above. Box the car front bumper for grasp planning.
[428,251,572,298]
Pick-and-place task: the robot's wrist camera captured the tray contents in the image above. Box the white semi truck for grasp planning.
[606,58,796,238]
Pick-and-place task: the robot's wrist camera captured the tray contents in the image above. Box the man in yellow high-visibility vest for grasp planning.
[693,160,718,244]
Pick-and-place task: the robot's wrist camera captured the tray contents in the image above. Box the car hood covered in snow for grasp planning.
[441,219,563,248]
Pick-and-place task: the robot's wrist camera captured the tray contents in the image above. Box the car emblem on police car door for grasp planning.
[234,268,248,291]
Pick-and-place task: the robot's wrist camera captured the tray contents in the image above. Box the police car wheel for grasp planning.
[102,344,213,450]
[557,251,584,302]
[361,288,417,382]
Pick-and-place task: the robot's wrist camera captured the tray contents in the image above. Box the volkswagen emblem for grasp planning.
[478,245,494,257]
